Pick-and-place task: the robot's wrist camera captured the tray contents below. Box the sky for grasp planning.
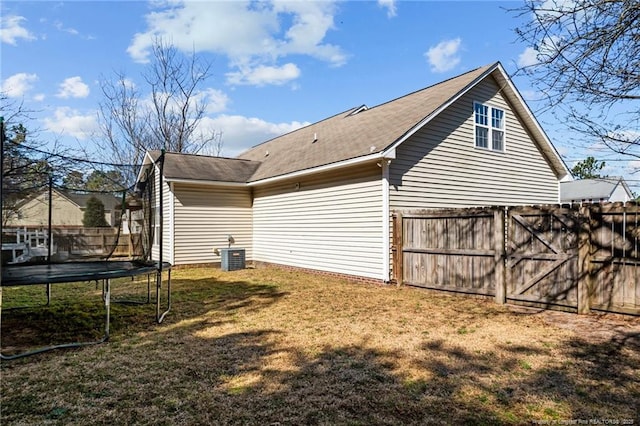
[1,0,638,194]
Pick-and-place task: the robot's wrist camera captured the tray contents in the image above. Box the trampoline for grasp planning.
[1,118,172,360]
[0,261,171,360]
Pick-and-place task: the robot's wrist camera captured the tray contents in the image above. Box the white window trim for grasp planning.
[473,101,506,152]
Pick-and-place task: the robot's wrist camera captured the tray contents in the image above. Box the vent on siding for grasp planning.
[220,248,246,271]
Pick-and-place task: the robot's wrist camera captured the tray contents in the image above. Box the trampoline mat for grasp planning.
[1,261,169,286]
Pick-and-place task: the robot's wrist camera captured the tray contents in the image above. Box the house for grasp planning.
[137,62,570,282]
[560,177,634,204]
[5,189,122,228]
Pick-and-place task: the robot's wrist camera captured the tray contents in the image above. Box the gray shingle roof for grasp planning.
[64,192,122,210]
[237,63,495,182]
[148,151,261,183]
[560,178,630,202]
[143,62,568,184]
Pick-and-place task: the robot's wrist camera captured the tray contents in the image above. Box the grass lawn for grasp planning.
[1,265,639,425]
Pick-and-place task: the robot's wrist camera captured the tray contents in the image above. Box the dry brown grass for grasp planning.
[1,265,639,425]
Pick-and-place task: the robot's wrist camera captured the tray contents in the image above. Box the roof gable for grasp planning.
[139,62,569,185]
[238,64,498,182]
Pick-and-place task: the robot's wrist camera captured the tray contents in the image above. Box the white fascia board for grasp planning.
[380,62,571,180]
[135,151,156,183]
[619,178,634,200]
[165,178,248,187]
[247,152,390,187]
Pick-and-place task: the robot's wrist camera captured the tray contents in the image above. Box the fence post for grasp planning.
[494,207,506,304]
[392,212,403,286]
[577,205,593,314]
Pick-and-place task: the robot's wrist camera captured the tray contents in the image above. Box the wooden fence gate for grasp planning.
[392,203,640,315]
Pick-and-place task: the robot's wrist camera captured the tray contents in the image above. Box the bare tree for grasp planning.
[97,38,222,186]
[1,94,76,226]
[512,0,639,167]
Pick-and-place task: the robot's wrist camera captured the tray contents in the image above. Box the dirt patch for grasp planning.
[508,305,640,346]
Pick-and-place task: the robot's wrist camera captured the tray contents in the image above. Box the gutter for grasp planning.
[247,150,396,187]
[165,178,247,187]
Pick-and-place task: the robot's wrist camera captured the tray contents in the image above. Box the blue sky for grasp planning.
[1,0,638,192]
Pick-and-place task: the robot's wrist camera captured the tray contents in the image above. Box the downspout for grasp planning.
[382,160,391,282]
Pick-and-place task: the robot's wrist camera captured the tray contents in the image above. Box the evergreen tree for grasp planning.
[83,197,109,227]
[571,157,606,179]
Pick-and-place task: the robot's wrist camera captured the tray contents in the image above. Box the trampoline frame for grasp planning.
[0,126,172,359]
[0,261,171,360]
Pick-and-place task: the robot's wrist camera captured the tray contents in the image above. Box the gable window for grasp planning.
[474,102,505,151]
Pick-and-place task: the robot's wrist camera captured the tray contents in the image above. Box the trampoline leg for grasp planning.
[105,279,110,340]
[156,269,171,324]
[0,286,4,359]
[0,280,110,360]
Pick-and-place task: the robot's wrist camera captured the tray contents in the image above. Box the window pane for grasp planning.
[476,127,488,148]
[492,130,504,151]
[492,108,504,129]
[475,103,488,125]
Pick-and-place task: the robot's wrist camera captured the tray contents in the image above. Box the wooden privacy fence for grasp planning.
[53,227,143,258]
[392,202,640,315]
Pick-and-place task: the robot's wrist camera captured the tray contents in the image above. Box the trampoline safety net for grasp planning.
[1,132,158,267]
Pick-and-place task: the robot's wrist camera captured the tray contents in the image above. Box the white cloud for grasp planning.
[520,89,544,102]
[127,1,346,85]
[54,20,80,36]
[425,38,462,73]
[121,78,136,90]
[197,114,309,157]
[226,63,301,86]
[517,47,539,67]
[57,76,90,98]
[378,0,397,18]
[517,36,561,68]
[1,15,36,45]
[272,1,346,65]
[627,160,640,174]
[200,88,230,114]
[1,73,38,98]
[43,107,98,140]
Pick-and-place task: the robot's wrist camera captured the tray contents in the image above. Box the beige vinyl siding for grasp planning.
[9,191,80,227]
[172,184,252,265]
[252,164,384,280]
[163,176,172,263]
[7,191,114,227]
[390,76,560,210]
[151,165,172,263]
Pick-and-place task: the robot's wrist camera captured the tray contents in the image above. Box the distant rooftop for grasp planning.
[560,177,632,202]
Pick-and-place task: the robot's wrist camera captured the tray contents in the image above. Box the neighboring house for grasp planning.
[5,189,121,228]
[138,62,570,282]
[560,177,634,204]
